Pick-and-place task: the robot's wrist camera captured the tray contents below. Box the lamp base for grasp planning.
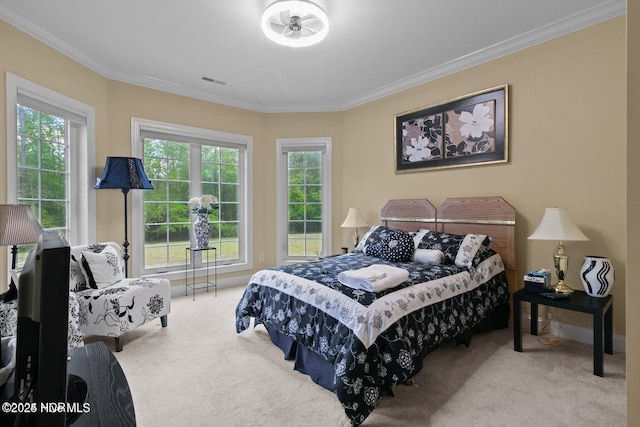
[553,280,574,294]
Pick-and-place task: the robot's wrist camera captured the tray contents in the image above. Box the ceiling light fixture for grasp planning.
[261,0,329,48]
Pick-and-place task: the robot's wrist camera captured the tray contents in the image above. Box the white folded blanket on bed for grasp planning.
[337,264,409,292]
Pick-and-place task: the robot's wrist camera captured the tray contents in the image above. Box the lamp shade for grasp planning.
[528,207,589,241]
[0,204,43,246]
[94,157,154,190]
[341,208,367,228]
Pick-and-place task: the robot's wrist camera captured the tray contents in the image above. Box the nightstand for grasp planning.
[513,288,613,376]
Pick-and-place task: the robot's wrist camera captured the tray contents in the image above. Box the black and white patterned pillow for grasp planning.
[455,234,489,268]
[364,229,415,262]
[355,226,394,253]
[415,230,491,265]
[69,255,89,292]
[81,245,124,289]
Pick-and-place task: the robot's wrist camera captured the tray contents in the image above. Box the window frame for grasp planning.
[5,72,96,247]
[276,137,332,265]
[131,117,253,279]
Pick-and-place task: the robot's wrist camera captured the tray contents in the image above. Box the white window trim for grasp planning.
[5,72,96,245]
[131,117,253,280]
[276,137,332,265]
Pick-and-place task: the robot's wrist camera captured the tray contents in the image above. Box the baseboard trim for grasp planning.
[170,274,252,297]
[523,314,626,353]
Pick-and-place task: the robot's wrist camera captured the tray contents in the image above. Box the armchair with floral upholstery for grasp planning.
[69,242,171,352]
[0,241,168,354]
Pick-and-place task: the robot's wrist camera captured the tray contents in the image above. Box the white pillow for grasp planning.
[412,229,428,248]
[454,234,489,268]
[81,246,124,289]
[412,248,444,265]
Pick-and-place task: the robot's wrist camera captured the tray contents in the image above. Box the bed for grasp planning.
[236,197,516,425]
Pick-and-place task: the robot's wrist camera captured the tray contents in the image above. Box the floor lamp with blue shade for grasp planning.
[94,157,154,277]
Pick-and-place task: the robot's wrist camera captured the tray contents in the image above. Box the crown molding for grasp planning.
[0,0,626,113]
[0,5,110,78]
[339,0,626,111]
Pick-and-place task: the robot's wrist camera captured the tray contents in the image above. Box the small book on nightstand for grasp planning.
[523,270,551,293]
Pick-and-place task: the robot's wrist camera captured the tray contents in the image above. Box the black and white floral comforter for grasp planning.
[236,250,508,425]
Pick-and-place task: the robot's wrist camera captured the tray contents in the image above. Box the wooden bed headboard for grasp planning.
[381,197,517,298]
[381,199,437,231]
[437,197,516,272]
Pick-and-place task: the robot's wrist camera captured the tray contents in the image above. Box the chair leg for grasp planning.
[115,337,123,352]
[161,315,168,328]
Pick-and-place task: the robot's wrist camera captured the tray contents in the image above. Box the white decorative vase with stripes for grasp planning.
[580,256,614,298]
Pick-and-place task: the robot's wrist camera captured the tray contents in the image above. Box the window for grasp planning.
[131,118,253,278]
[16,104,70,240]
[6,73,96,267]
[276,138,332,264]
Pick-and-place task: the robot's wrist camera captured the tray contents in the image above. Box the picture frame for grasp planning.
[394,85,508,173]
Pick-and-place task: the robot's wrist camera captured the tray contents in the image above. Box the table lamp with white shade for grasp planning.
[341,208,367,248]
[0,204,43,300]
[528,207,589,294]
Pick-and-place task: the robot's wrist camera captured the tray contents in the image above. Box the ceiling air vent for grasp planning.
[201,76,227,85]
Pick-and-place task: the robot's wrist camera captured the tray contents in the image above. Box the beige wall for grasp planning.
[627,1,639,424]
[0,12,636,419]
[342,17,627,336]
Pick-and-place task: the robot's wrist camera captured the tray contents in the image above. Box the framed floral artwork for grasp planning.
[394,85,508,173]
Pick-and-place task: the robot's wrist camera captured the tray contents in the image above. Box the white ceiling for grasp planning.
[0,0,625,113]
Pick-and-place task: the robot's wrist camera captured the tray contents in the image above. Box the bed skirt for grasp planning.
[262,300,510,395]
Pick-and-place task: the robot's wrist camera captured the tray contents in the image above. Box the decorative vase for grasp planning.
[580,256,614,298]
[193,213,211,248]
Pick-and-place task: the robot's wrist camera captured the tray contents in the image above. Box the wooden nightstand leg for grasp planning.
[530,302,539,336]
[605,305,613,355]
[594,313,604,377]
[513,294,522,352]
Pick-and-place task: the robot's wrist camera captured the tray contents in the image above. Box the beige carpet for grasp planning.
[85,285,626,426]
